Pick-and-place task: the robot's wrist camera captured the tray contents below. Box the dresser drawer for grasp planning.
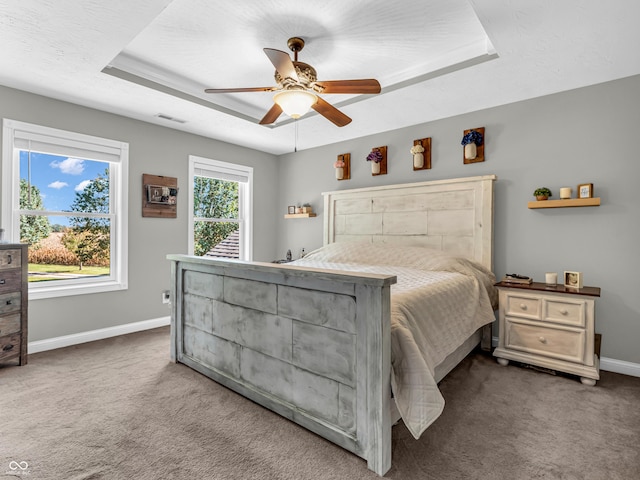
[0,292,21,315]
[505,318,586,365]
[503,293,541,320]
[0,313,21,336]
[0,268,22,293]
[0,249,21,270]
[0,334,21,361]
[542,298,585,327]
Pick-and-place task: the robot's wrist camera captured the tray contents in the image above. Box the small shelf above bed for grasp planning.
[527,198,601,209]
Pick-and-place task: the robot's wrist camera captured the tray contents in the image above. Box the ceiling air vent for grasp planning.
[155,114,187,124]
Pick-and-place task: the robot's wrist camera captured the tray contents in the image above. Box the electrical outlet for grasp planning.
[162,290,171,304]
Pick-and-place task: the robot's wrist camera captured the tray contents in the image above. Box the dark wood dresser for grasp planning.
[0,243,28,366]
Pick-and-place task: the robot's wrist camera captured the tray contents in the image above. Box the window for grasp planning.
[188,156,252,260]
[2,119,128,299]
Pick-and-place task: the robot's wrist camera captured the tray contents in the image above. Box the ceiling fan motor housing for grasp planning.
[275,62,317,89]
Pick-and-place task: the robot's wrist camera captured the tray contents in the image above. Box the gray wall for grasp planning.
[276,74,640,365]
[0,86,279,342]
[2,74,639,366]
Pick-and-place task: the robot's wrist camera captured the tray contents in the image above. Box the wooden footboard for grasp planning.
[168,255,397,476]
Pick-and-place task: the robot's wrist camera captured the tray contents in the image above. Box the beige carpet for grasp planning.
[1,327,639,480]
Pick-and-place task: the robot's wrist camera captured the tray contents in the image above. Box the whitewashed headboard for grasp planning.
[322,175,496,270]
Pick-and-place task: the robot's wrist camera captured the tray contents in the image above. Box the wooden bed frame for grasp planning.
[169,175,496,476]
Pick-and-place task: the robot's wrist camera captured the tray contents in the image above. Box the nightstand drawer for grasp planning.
[0,249,21,270]
[0,292,21,315]
[0,334,21,361]
[504,294,541,319]
[543,298,585,327]
[0,313,21,336]
[505,319,586,364]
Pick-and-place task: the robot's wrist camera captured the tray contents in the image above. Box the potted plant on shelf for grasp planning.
[533,187,553,201]
[366,148,384,174]
[334,158,345,180]
[461,129,484,160]
[410,143,425,168]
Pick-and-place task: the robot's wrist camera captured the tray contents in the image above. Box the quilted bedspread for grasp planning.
[292,242,497,438]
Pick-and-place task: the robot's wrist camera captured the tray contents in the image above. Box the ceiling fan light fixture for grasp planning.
[273,90,317,119]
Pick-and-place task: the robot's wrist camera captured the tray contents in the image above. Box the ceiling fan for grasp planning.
[204,37,381,127]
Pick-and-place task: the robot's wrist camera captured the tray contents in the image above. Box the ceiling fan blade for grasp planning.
[259,103,283,125]
[205,87,275,94]
[314,79,381,94]
[311,97,352,127]
[263,48,299,82]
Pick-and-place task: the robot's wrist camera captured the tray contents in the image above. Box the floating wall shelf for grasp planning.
[528,198,601,209]
[284,213,317,219]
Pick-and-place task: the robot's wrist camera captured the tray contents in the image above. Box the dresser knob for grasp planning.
[560,309,568,315]
[0,279,5,285]
[538,336,547,344]
[519,304,527,310]
[2,344,14,351]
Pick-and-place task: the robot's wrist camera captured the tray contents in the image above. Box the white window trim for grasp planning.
[188,155,253,260]
[2,118,128,299]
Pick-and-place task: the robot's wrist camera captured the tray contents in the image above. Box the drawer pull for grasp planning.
[6,300,12,306]
[2,344,14,351]
[538,336,547,344]
[559,309,568,315]
[519,303,527,310]
[7,255,11,265]
[0,279,5,284]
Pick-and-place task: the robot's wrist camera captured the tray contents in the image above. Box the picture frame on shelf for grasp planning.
[577,183,594,199]
[564,271,583,289]
[287,206,296,214]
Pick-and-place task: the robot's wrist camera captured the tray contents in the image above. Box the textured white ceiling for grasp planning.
[1,0,639,155]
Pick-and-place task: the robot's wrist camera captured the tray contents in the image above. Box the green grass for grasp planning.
[28,263,109,282]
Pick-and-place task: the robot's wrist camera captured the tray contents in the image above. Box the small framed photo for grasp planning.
[287,205,296,214]
[564,271,583,289]
[577,183,593,199]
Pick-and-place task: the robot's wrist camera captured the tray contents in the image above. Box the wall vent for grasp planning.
[155,113,187,124]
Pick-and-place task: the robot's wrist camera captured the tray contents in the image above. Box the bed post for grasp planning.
[356,283,392,475]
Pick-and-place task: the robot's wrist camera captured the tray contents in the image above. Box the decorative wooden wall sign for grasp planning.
[335,153,351,180]
[412,137,432,171]
[370,146,387,176]
[462,127,485,164]
[142,173,178,218]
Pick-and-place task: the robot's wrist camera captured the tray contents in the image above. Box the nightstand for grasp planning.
[493,281,600,385]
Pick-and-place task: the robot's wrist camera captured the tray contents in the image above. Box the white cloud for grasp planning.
[50,157,85,175]
[48,181,68,189]
[75,180,91,192]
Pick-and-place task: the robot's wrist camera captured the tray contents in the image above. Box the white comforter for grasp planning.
[292,242,497,438]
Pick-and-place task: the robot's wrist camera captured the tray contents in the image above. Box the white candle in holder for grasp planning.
[545,272,558,285]
[560,187,572,199]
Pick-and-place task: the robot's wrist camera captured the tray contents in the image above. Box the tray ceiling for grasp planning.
[1,0,639,154]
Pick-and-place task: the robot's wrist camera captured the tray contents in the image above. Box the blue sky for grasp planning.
[20,151,108,212]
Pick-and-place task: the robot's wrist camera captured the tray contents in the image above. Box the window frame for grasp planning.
[1,118,128,300]
[188,155,253,261]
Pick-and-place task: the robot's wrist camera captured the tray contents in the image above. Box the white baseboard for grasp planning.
[599,357,640,378]
[28,316,171,354]
[491,336,640,378]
